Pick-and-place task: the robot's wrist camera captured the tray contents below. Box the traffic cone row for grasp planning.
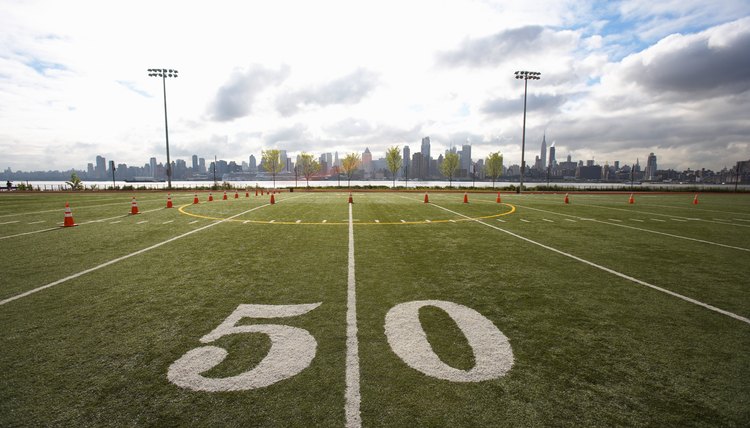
[62,202,77,227]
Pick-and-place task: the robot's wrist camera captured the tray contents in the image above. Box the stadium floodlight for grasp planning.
[514,70,541,193]
[147,68,179,189]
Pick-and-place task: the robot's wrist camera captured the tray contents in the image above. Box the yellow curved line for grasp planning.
[177,202,516,225]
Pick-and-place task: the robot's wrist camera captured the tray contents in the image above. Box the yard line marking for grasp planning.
[565,219,577,222]
[0,220,20,225]
[497,219,506,222]
[671,218,687,222]
[0,227,59,241]
[136,220,149,224]
[269,220,275,223]
[188,220,199,224]
[27,221,45,225]
[0,205,270,307]
[713,218,730,222]
[400,219,406,223]
[542,219,554,223]
[430,203,750,326]
[520,219,530,223]
[579,203,750,228]
[735,218,750,222]
[630,219,644,222]
[346,202,362,427]
[374,219,380,223]
[450,219,456,223]
[243,220,251,224]
[295,220,301,224]
[608,218,622,222]
[651,218,666,222]
[162,220,174,224]
[425,219,431,223]
[516,204,750,253]
[322,219,327,223]
[110,221,122,224]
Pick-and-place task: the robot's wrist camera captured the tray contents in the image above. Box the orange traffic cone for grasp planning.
[348,192,353,204]
[223,191,227,200]
[62,202,77,227]
[261,189,264,196]
[245,191,249,198]
[193,193,199,204]
[463,192,469,203]
[166,193,173,208]
[208,192,214,202]
[130,197,139,215]
[693,194,699,205]
[424,193,429,203]
[270,194,276,204]
[255,188,259,196]
[564,193,569,204]
[496,192,501,203]
[628,193,635,204]
[234,191,239,199]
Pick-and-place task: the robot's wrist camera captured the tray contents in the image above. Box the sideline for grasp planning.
[429,202,750,326]
[0,204,271,306]
[509,203,750,253]
[345,202,362,428]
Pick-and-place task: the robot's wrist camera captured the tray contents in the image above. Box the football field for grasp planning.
[1,190,749,426]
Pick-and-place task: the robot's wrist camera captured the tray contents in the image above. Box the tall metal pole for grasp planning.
[514,71,540,194]
[519,77,528,194]
[148,69,178,190]
[162,75,171,189]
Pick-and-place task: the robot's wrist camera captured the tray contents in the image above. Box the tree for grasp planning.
[262,149,284,189]
[341,153,361,188]
[440,152,460,188]
[299,153,320,188]
[385,145,403,188]
[66,172,83,191]
[485,152,504,189]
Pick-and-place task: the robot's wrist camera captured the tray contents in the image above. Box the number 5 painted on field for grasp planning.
[168,303,322,392]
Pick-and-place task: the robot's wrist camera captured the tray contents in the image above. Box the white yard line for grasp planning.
[430,202,750,326]
[0,204,270,307]
[27,221,45,225]
[542,219,554,223]
[630,219,644,222]
[162,220,174,224]
[517,204,750,253]
[579,203,750,228]
[520,219,530,223]
[0,220,20,225]
[0,227,59,241]
[345,202,362,428]
[189,220,199,224]
[110,221,122,224]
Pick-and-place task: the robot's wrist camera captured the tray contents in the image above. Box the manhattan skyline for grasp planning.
[1,1,749,172]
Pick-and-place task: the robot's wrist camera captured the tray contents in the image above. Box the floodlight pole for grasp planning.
[515,70,541,194]
[148,68,178,189]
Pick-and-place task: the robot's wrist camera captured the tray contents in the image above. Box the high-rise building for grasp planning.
[199,158,206,173]
[460,143,472,173]
[540,134,547,171]
[549,142,556,166]
[421,137,431,177]
[362,148,373,178]
[95,155,106,179]
[149,157,157,178]
[403,146,410,170]
[645,152,657,181]
[248,155,257,172]
[334,152,340,168]
[192,155,198,171]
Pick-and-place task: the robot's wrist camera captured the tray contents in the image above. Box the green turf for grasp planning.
[1,190,748,426]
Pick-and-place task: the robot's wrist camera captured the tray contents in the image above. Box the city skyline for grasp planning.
[1,1,749,172]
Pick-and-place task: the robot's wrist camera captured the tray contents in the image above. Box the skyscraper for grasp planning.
[96,155,106,179]
[362,148,373,178]
[540,134,547,170]
[421,137,431,177]
[192,155,198,171]
[403,146,410,169]
[248,155,257,172]
[645,153,657,181]
[150,157,157,178]
[460,142,472,173]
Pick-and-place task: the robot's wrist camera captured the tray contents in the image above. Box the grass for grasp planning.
[1,190,749,426]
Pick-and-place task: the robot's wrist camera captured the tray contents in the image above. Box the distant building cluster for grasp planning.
[2,135,749,185]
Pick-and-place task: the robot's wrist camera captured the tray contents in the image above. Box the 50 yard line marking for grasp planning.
[346,202,362,428]
[430,202,750,326]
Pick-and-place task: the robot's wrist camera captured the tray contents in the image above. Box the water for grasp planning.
[11,180,749,191]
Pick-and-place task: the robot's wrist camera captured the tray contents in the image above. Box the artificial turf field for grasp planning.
[1,190,748,427]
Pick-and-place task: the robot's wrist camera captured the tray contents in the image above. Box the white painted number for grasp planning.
[385,300,514,382]
[169,300,512,391]
[168,303,321,392]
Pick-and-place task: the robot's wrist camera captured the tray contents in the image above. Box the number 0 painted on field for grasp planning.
[385,300,514,382]
[168,303,321,392]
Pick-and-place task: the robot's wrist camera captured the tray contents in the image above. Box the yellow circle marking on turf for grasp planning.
[178,202,516,225]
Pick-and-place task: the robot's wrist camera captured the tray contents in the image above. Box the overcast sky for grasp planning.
[1,0,749,172]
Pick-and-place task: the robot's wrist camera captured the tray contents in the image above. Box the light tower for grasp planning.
[514,70,541,193]
[147,68,178,189]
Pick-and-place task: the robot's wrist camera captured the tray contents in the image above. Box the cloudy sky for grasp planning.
[1,0,749,172]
